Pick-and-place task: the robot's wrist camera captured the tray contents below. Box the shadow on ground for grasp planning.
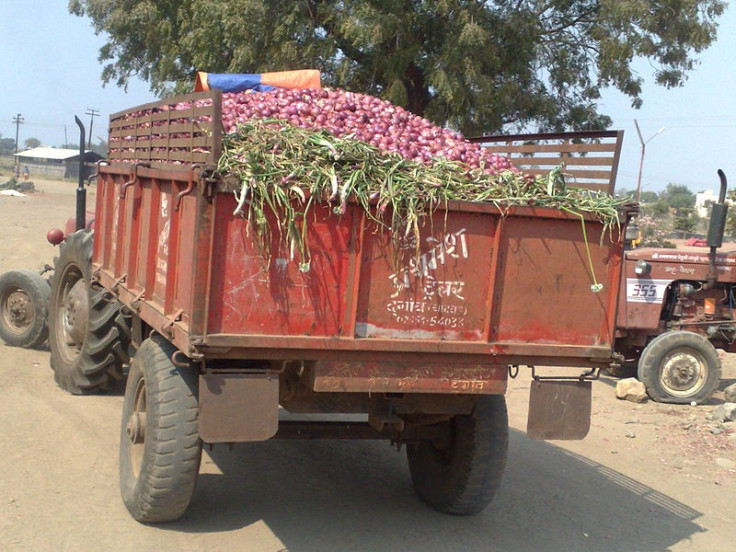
[159,429,702,552]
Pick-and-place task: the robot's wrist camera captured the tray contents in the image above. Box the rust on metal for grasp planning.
[312,360,506,394]
[92,97,627,416]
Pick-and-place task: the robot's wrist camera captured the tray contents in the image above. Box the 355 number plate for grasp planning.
[626,278,670,303]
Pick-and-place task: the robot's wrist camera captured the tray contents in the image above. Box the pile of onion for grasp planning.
[220,88,513,174]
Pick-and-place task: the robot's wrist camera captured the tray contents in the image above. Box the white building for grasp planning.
[14,147,102,180]
[695,189,719,218]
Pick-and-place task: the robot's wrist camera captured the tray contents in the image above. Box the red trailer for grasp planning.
[34,91,630,522]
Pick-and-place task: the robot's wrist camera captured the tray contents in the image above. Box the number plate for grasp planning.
[626,278,670,303]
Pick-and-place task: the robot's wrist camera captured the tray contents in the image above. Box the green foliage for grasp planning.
[68,0,725,135]
[60,138,108,156]
[220,119,625,270]
[24,137,41,149]
[639,190,659,204]
[637,214,675,248]
[0,137,16,154]
[660,183,696,211]
[673,207,699,235]
[648,200,670,217]
[726,188,736,237]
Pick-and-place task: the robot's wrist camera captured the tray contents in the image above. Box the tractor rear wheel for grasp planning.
[120,335,202,523]
[48,230,130,394]
[638,331,721,404]
[0,270,50,348]
[407,395,508,515]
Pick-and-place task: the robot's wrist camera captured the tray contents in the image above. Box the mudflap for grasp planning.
[527,379,592,440]
[198,372,279,443]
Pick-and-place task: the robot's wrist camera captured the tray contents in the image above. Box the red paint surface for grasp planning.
[92,165,624,366]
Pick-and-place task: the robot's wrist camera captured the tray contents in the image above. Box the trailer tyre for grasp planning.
[638,331,721,404]
[120,335,202,523]
[0,270,50,348]
[48,230,130,394]
[407,395,508,515]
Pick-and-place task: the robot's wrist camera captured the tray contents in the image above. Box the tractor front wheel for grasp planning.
[0,270,50,348]
[638,331,721,404]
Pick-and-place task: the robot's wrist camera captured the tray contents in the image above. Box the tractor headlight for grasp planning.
[634,260,651,276]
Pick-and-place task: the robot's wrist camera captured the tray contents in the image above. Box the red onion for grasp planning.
[109,88,516,174]
[215,88,514,174]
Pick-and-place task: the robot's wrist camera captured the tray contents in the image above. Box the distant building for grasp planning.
[14,147,102,180]
[695,189,719,218]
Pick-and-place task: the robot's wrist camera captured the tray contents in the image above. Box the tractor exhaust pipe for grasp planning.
[74,116,87,232]
[706,169,728,287]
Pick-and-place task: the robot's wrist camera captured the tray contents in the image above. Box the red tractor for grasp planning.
[614,170,730,404]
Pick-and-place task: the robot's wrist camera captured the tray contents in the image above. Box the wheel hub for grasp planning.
[661,352,704,393]
[5,290,32,331]
[126,412,147,445]
[61,279,89,348]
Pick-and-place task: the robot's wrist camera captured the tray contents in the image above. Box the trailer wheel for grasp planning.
[0,270,50,348]
[120,335,202,523]
[407,395,508,515]
[48,230,130,394]
[638,331,722,404]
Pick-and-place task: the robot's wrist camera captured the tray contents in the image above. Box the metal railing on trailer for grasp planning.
[469,129,624,195]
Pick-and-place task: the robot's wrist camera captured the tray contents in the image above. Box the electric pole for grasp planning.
[12,113,24,153]
[12,114,24,175]
[85,108,100,149]
[634,119,666,203]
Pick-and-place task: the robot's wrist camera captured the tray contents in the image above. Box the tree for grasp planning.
[0,136,16,154]
[24,138,41,149]
[61,138,106,155]
[639,191,659,204]
[68,0,725,135]
[725,189,736,238]
[673,207,698,236]
[660,183,696,212]
[647,200,670,217]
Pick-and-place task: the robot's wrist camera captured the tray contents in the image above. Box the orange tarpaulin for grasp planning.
[195,70,321,93]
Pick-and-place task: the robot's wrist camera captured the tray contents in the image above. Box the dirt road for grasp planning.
[1,181,734,551]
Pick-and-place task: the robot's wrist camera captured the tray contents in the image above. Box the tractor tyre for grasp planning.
[407,395,509,515]
[638,331,721,404]
[120,335,202,523]
[48,230,130,394]
[0,270,50,348]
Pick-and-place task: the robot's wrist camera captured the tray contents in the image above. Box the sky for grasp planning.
[0,1,734,195]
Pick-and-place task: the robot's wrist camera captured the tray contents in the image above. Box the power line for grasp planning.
[85,108,100,149]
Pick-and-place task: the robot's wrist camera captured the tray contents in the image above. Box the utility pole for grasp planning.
[12,113,24,153]
[634,119,666,203]
[85,108,100,149]
[12,113,24,175]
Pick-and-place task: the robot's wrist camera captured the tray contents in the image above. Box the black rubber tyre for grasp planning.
[407,395,509,515]
[638,331,722,404]
[120,335,202,523]
[0,270,50,348]
[48,230,130,394]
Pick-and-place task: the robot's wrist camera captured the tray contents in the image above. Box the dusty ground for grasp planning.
[1,180,734,552]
